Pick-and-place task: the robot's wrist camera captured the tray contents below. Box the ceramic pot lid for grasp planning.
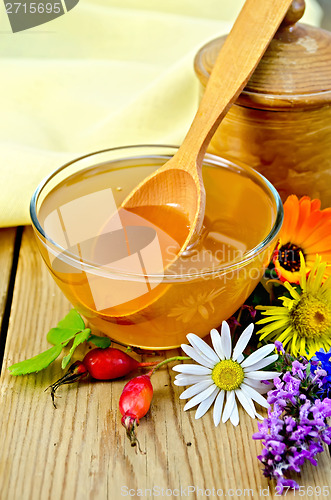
[194,0,331,109]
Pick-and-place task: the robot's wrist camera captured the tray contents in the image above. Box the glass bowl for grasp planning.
[30,145,283,349]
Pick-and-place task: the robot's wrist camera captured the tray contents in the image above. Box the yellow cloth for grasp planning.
[0,0,322,227]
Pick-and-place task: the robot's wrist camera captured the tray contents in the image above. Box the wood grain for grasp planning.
[0,227,16,329]
[0,227,330,500]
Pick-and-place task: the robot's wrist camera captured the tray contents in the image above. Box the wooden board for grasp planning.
[0,227,330,500]
[0,227,17,328]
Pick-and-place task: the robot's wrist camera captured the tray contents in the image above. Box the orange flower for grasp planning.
[273,195,331,283]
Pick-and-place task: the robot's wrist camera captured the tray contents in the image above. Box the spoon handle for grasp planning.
[181,0,294,165]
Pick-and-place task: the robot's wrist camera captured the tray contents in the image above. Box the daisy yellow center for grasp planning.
[211,360,244,391]
[291,293,331,339]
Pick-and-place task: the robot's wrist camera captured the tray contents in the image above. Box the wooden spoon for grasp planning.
[121,0,294,260]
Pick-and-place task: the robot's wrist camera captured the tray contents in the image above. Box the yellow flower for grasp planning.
[256,255,331,359]
[273,195,331,284]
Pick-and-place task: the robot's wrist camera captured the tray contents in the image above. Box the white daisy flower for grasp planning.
[173,321,278,426]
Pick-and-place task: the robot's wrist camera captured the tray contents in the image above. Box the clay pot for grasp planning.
[194,0,331,206]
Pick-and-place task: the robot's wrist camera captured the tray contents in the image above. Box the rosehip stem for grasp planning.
[147,356,190,376]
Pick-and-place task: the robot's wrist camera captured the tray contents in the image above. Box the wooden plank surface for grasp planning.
[0,227,330,500]
[0,227,16,327]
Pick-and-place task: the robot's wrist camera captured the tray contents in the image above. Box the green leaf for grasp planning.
[46,327,81,345]
[8,345,63,375]
[61,328,91,369]
[58,309,85,330]
[47,309,85,345]
[87,334,111,348]
[8,311,92,376]
[250,282,270,307]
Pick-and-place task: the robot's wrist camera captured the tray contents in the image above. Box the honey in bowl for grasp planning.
[31,146,283,349]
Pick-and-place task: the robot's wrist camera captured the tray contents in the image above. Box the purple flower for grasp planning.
[253,353,331,494]
[276,478,299,494]
[299,400,312,422]
[267,440,286,455]
[311,368,328,387]
[242,304,257,319]
[312,398,331,421]
[284,416,296,432]
[321,427,331,445]
[283,371,301,393]
[290,425,312,442]
[275,341,285,354]
[292,360,306,380]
